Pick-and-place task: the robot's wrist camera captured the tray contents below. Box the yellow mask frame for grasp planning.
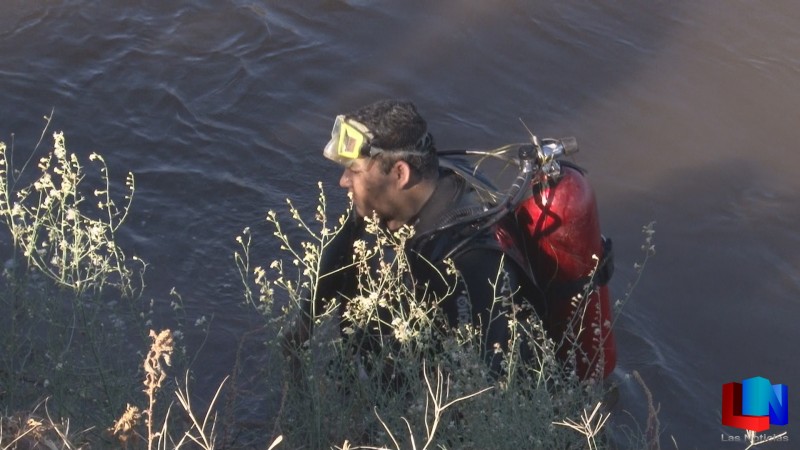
[322,114,433,166]
[323,115,375,165]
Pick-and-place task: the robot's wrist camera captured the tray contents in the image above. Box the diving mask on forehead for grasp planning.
[322,115,375,165]
[322,114,433,166]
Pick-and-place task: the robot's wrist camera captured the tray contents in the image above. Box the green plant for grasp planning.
[0,126,230,449]
[240,182,635,449]
[0,124,672,449]
[0,128,143,297]
[0,126,147,434]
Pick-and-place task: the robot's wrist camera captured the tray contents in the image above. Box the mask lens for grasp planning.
[323,115,373,165]
[337,121,366,159]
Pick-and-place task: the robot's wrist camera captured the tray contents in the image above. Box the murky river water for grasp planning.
[1,1,799,448]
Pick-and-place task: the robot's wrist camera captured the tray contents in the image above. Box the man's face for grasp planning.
[339,157,398,221]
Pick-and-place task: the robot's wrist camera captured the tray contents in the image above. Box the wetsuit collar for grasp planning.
[409,169,463,235]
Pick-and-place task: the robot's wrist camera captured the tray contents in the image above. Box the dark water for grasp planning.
[2,1,799,448]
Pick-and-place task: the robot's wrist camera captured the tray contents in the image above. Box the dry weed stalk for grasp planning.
[744,429,788,449]
[267,435,283,450]
[371,363,492,450]
[1,414,48,450]
[109,404,142,448]
[173,372,229,450]
[632,370,661,450]
[553,402,610,450]
[143,329,174,450]
[109,330,231,450]
[0,401,82,450]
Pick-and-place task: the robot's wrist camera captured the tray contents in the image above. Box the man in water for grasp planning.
[283,99,540,375]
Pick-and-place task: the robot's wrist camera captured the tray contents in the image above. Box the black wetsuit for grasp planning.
[310,168,541,374]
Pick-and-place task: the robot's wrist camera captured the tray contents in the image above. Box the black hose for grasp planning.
[414,145,534,247]
[439,145,536,260]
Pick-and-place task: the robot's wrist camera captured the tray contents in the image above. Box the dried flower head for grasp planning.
[110,404,142,447]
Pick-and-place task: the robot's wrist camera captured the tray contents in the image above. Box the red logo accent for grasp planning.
[722,382,770,432]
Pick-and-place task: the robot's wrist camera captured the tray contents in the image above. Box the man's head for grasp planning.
[322,99,439,228]
[345,99,438,177]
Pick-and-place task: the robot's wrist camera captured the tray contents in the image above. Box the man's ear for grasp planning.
[392,160,414,189]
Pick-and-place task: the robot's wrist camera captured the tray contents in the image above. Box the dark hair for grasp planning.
[347,99,438,177]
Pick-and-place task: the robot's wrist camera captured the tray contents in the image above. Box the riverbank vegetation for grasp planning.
[238,184,661,450]
[0,129,679,449]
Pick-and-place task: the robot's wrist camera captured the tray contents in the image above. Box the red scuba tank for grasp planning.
[515,164,617,379]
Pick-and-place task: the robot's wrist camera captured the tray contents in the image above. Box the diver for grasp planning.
[281,99,542,378]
